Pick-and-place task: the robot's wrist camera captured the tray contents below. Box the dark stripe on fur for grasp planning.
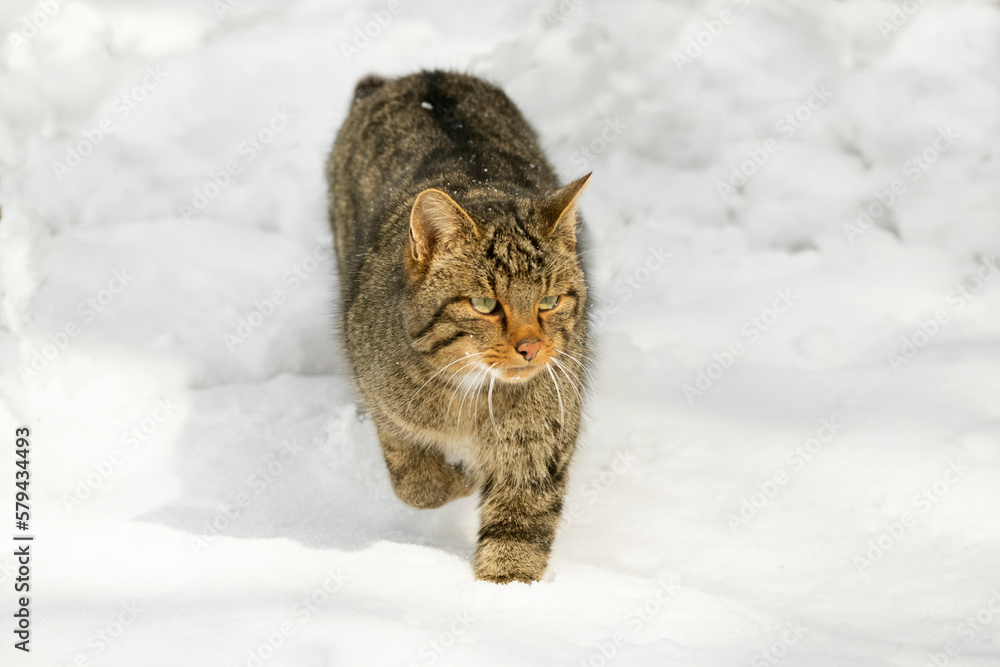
[410,297,465,340]
[478,522,547,545]
[422,71,479,161]
[426,330,467,355]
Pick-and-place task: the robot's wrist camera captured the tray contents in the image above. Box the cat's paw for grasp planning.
[450,463,477,499]
[473,539,547,584]
[389,458,477,509]
[474,570,537,585]
[391,480,455,509]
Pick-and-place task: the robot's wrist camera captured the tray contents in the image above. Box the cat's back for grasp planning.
[327,70,559,288]
[333,70,553,195]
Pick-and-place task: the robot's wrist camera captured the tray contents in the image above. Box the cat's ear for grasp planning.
[540,173,591,249]
[407,189,478,270]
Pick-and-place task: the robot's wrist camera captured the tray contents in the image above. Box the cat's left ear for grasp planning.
[540,173,591,250]
[407,189,479,273]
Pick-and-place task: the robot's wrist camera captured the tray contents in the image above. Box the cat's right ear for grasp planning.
[540,173,591,250]
[407,189,477,272]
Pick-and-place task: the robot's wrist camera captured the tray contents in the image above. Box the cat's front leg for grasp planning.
[473,470,567,583]
[377,427,476,509]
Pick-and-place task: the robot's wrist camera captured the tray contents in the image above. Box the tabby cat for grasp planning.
[326,70,592,584]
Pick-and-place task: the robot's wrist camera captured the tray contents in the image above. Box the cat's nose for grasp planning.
[516,338,542,362]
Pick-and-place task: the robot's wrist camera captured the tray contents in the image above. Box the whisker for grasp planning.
[554,348,587,368]
[446,358,489,416]
[487,367,502,441]
[555,348,595,388]
[407,351,485,414]
[547,366,565,430]
[447,358,482,384]
[470,365,491,429]
[551,357,582,402]
[457,364,489,429]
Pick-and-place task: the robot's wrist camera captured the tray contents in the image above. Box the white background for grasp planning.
[1,0,999,665]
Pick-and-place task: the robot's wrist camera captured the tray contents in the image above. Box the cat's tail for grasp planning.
[352,74,387,105]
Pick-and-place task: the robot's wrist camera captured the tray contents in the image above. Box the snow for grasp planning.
[2,0,1000,665]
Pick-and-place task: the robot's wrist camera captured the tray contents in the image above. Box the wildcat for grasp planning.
[326,70,591,584]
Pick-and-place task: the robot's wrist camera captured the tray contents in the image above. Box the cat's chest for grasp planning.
[441,438,478,466]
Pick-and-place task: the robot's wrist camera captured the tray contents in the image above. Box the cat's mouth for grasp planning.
[495,362,543,383]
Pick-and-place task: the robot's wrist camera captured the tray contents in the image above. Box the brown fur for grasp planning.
[326,70,592,583]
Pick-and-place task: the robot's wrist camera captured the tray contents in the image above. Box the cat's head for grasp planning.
[402,174,591,384]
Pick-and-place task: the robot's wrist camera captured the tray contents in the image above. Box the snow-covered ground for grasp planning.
[2,0,1000,664]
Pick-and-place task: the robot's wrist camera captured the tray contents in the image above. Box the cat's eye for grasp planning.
[470,297,498,314]
[538,295,560,311]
